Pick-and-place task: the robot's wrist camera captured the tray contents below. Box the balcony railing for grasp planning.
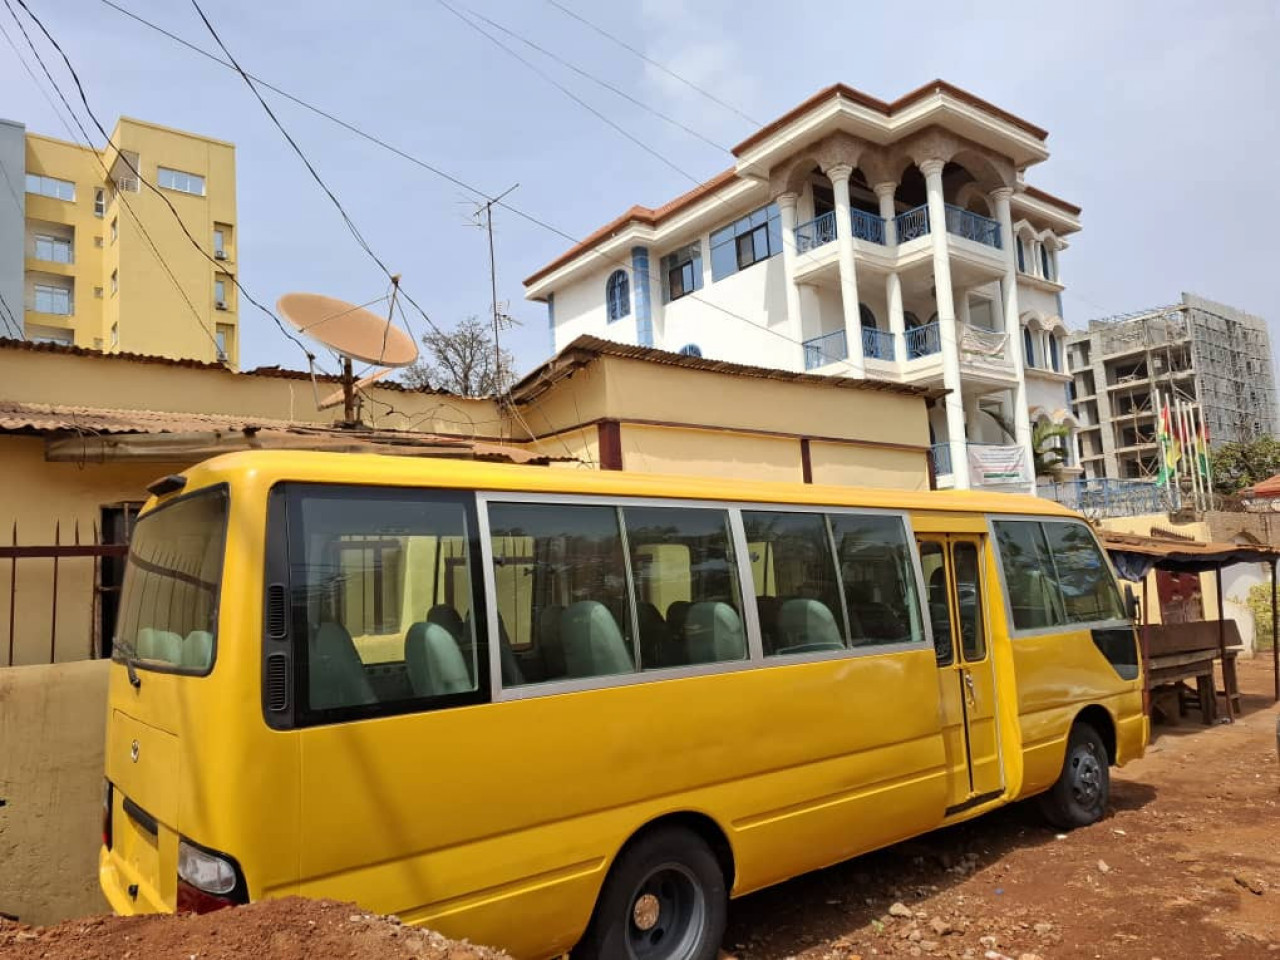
[944,204,1002,249]
[862,326,895,361]
[1041,478,1166,518]
[904,322,941,360]
[850,208,886,245]
[895,204,930,243]
[930,442,953,477]
[794,210,837,253]
[802,329,847,370]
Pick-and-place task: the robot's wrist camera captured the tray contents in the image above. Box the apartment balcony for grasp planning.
[802,329,847,371]
[862,326,894,362]
[933,440,1033,489]
[905,322,941,360]
[1041,478,1166,519]
[794,208,888,253]
[893,204,1002,249]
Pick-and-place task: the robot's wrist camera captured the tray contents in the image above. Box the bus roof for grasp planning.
[157,450,1080,519]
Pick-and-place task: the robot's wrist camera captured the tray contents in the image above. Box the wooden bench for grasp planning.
[1141,620,1241,724]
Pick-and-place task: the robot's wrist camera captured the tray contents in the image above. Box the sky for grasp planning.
[2,0,1278,379]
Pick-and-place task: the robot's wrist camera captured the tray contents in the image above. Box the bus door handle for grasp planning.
[962,670,976,706]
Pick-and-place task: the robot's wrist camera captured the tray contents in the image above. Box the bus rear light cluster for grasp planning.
[176,838,246,914]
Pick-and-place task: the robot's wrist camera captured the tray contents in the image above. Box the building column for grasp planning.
[631,246,654,348]
[922,159,970,487]
[875,182,904,361]
[828,163,865,377]
[990,187,1035,492]
[776,192,806,370]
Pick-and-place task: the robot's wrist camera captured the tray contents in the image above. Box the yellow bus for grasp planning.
[100,451,1146,960]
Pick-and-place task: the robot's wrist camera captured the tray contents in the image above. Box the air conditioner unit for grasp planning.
[214,250,227,260]
[215,301,228,311]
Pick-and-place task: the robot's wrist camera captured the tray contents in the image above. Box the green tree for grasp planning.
[983,411,1073,479]
[1209,436,1280,495]
[1243,581,1276,651]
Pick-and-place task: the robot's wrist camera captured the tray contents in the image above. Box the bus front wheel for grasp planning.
[573,826,727,960]
[1040,722,1110,829]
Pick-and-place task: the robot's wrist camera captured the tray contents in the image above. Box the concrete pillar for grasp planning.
[828,163,865,377]
[991,187,1036,492]
[922,159,970,488]
[776,192,806,370]
[875,182,904,362]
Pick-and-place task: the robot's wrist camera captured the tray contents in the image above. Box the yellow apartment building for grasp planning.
[0,116,238,365]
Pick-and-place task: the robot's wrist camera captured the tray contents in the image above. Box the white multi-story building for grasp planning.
[523,81,1083,491]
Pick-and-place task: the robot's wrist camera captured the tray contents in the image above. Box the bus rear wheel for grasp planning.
[1040,722,1110,829]
[573,826,727,960]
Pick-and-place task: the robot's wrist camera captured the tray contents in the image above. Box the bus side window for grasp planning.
[289,490,483,721]
[830,514,923,648]
[623,505,745,669]
[487,502,635,685]
[918,541,952,664]
[742,511,846,656]
[992,520,1064,630]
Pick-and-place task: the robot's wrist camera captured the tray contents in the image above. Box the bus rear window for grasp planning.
[115,487,228,672]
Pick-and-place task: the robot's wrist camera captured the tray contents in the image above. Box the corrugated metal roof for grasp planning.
[0,401,560,464]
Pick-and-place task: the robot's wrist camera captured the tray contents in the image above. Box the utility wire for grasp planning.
[4,0,223,359]
[542,0,760,126]
[186,0,443,349]
[459,5,730,154]
[9,0,316,365]
[0,290,21,339]
[94,0,877,372]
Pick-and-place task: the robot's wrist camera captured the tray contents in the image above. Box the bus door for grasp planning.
[917,535,1002,813]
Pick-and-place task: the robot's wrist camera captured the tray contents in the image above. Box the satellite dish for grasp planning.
[277,288,418,424]
[277,292,417,367]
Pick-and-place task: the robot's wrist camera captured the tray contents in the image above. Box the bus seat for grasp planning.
[637,601,675,669]
[310,622,375,709]
[561,601,633,678]
[666,600,691,641]
[463,612,525,686]
[846,583,902,643]
[182,630,213,669]
[137,627,182,664]
[538,604,566,678]
[427,604,465,640]
[405,622,473,697]
[685,602,745,664]
[777,598,843,652]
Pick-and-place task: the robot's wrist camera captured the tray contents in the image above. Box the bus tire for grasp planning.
[1039,722,1110,829]
[573,825,727,960]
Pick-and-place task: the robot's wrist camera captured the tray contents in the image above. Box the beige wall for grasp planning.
[620,424,802,483]
[0,659,109,924]
[809,441,930,491]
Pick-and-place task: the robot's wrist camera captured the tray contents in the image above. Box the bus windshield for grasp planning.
[114,487,228,672]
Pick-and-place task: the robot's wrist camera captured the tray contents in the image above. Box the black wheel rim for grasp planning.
[626,863,706,960]
[1069,741,1103,807]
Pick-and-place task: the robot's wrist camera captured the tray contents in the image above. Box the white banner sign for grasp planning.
[968,444,1031,485]
[959,323,1008,359]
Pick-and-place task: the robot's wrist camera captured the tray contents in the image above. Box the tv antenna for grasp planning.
[277,282,418,425]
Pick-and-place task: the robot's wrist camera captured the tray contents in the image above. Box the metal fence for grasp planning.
[1,521,128,666]
[1041,478,1167,519]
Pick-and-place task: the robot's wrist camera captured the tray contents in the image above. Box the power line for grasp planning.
[458,5,730,154]
[185,0,443,351]
[0,290,21,339]
[433,0,704,187]
[4,0,223,359]
[93,0,870,372]
[11,0,317,365]
[542,0,760,126]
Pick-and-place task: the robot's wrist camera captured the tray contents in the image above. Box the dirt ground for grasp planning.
[0,898,512,960]
[724,655,1280,960]
[2,659,1277,960]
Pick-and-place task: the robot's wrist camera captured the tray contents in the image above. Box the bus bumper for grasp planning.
[99,846,168,916]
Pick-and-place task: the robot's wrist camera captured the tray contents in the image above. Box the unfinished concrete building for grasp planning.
[1067,293,1276,480]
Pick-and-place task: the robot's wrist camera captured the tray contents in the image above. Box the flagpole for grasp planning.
[1182,399,1202,512]
[1201,407,1215,507]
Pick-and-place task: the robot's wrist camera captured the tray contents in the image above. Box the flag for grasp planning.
[1155,397,1179,485]
[1196,414,1211,480]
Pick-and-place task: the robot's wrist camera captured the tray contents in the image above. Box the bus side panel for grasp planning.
[296,649,947,959]
[1006,629,1144,797]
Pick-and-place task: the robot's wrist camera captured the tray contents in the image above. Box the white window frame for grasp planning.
[25,173,75,202]
[33,235,73,264]
[157,166,206,197]
[33,283,72,315]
